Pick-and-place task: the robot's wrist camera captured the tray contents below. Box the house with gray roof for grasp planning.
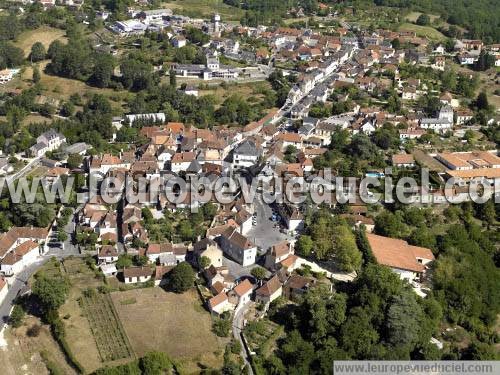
[232,140,260,170]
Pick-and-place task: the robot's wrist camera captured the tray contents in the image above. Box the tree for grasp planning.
[133,255,148,266]
[116,254,133,269]
[32,65,41,84]
[391,38,400,49]
[475,91,489,111]
[60,101,75,117]
[416,14,430,26]
[169,68,176,88]
[213,316,231,337]
[374,211,409,238]
[10,304,25,328]
[473,50,495,71]
[198,255,211,269]
[169,262,195,293]
[251,266,266,281]
[90,53,115,88]
[32,275,70,312]
[296,235,313,256]
[332,226,362,272]
[140,351,173,375]
[30,42,46,62]
[120,59,154,91]
[386,291,425,348]
[57,231,68,242]
[0,42,25,67]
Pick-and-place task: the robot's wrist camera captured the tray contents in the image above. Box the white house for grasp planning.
[98,245,119,264]
[123,266,153,284]
[0,241,40,276]
[219,227,257,266]
[100,263,117,277]
[208,292,233,315]
[172,36,187,48]
[232,140,260,170]
[29,129,66,157]
[231,279,253,308]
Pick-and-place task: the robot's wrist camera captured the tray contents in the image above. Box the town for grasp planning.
[0,0,498,374]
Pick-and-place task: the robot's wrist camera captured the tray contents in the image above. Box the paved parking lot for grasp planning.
[246,195,294,253]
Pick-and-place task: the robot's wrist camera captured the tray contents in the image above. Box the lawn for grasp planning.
[398,22,446,41]
[110,288,226,374]
[162,0,244,22]
[14,26,67,57]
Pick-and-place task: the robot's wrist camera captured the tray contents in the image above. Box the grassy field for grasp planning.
[15,26,67,57]
[404,11,440,24]
[79,289,134,362]
[5,62,129,115]
[110,288,226,373]
[398,22,446,41]
[198,81,272,106]
[162,0,244,22]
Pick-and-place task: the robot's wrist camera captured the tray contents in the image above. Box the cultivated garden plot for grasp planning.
[79,289,134,362]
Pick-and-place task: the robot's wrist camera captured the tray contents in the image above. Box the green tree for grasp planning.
[296,235,313,256]
[169,68,176,88]
[416,14,430,26]
[198,255,211,269]
[57,231,68,242]
[60,101,75,117]
[32,65,41,83]
[169,262,195,293]
[475,91,489,111]
[90,53,115,88]
[30,42,46,62]
[386,290,425,348]
[32,275,70,312]
[333,226,362,272]
[116,254,133,269]
[251,266,267,281]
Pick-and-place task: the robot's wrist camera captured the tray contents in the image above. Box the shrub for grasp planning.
[27,324,42,337]
[10,305,25,328]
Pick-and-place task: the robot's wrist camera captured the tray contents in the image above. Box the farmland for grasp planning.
[110,288,227,373]
[79,289,134,362]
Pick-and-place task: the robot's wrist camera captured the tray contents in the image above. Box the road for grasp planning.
[232,303,254,375]
[0,258,48,328]
[5,156,40,184]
